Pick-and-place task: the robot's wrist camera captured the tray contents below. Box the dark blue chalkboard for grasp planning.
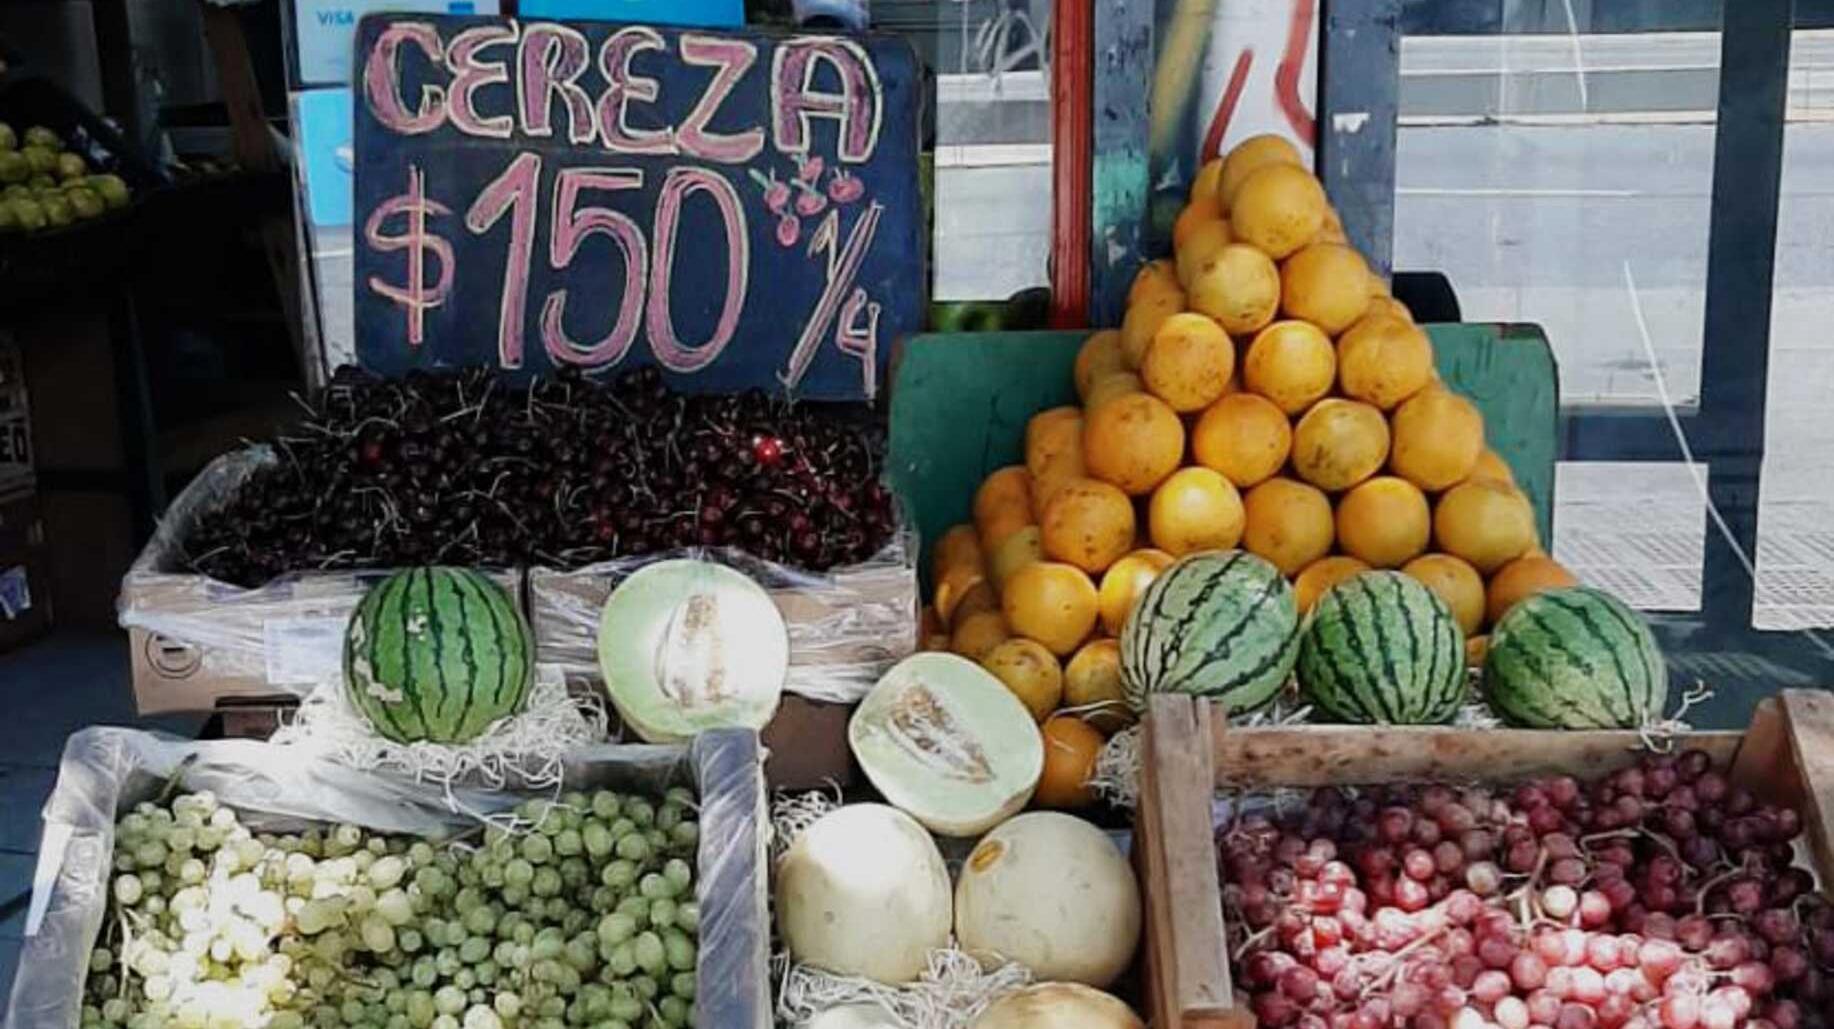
[351,14,922,400]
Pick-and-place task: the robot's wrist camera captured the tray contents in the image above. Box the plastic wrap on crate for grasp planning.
[4,726,770,1029]
[116,447,520,699]
[529,526,920,706]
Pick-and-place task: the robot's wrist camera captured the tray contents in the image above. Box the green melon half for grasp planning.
[596,559,789,742]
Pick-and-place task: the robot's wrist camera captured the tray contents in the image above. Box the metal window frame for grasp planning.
[1087,0,1826,724]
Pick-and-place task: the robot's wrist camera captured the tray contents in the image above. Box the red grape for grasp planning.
[1415,820,1445,847]
[1547,777,1581,807]
[1452,954,1483,989]
[1446,889,1484,925]
[1542,886,1579,921]
[1393,982,1430,1017]
[1766,999,1801,1029]
[1659,994,1699,1029]
[1769,944,1808,982]
[1694,772,1728,804]
[1435,841,1467,875]
[1638,938,1683,980]
[1255,990,1299,1027]
[1597,993,1636,1029]
[1479,936,1518,969]
[1543,834,1580,860]
[1557,1002,1597,1029]
[1732,959,1775,995]
[1675,915,1714,951]
[1279,965,1319,1001]
[1466,861,1503,897]
[1585,934,1622,970]
[1397,877,1431,912]
[1438,804,1477,833]
[1359,847,1397,879]
[1511,951,1549,990]
[1603,968,1641,996]
[1705,933,1749,970]
[1535,930,1567,966]
[1579,891,1613,928]
[1710,985,1752,1021]
[1571,966,1607,1005]
[1528,806,1565,836]
[1549,858,1589,887]
[1545,966,1575,1000]
[1405,848,1438,882]
[1525,990,1562,1025]
[1472,969,1512,1004]
[1381,808,1417,843]
[1434,985,1468,1016]
[1496,996,1531,1029]
[1315,944,1351,978]
[1445,928,1476,959]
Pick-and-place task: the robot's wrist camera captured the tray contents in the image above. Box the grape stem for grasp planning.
[1229,923,1275,962]
[1361,923,1450,996]
[1693,863,1746,916]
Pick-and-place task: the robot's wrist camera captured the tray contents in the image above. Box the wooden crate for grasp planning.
[1134,690,1834,1029]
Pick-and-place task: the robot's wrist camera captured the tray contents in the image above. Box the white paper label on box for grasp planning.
[264,616,348,685]
[0,565,31,621]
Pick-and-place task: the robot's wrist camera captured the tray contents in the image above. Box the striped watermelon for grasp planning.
[343,567,533,744]
[1297,571,1466,724]
[1483,586,1667,729]
[1119,550,1299,715]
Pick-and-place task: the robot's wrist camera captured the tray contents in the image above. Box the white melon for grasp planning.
[596,559,787,742]
[970,984,1144,1029]
[848,652,1044,837]
[804,1003,902,1029]
[954,812,1142,988]
[775,804,952,984]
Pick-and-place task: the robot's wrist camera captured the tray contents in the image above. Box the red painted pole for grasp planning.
[1050,0,1094,329]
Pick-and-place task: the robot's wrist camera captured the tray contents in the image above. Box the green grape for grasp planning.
[649,898,676,930]
[361,917,397,954]
[436,947,462,977]
[544,897,569,923]
[114,875,143,906]
[340,999,367,1023]
[599,861,636,891]
[480,862,505,889]
[520,835,553,865]
[333,825,363,851]
[564,935,597,972]
[645,829,668,854]
[431,1016,459,1029]
[411,957,438,988]
[595,913,635,948]
[614,896,649,927]
[637,874,675,901]
[377,888,415,927]
[662,928,695,972]
[580,824,613,859]
[134,841,168,869]
[630,975,658,1001]
[632,932,666,977]
[461,1005,502,1029]
[605,942,636,978]
[459,936,490,965]
[502,857,535,888]
[454,968,476,990]
[670,971,695,1000]
[167,827,197,853]
[657,995,690,1027]
[553,830,582,858]
[612,834,649,863]
[475,959,499,986]
[531,928,566,961]
[434,985,468,1016]
[491,991,521,1019]
[513,921,535,946]
[624,800,654,829]
[500,883,528,908]
[369,855,407,890]
[531,868,562,898]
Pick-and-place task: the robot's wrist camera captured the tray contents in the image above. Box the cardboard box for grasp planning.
[0,494,51,654]
[117,447,530,713]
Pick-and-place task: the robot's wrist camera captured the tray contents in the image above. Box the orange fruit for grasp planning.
[1128,259,1180,308]
[948,580,1000,627]
[1034,716,1105,808]
[1148,467,1245,556]
[1465,634,1489,668]
[1217,133,1304,211]
[1192,393,1292,488]
[1026,408,1086,511]
[1366,295,1414,322]
[1173,196,1226,252]
[1290,399,1390,492]
[1466,448,1516,488]
[1230,163,1327,259]
[1434,479,1537,574]
[1243,320,1336,414]
[981,638,1064,722]
[1280,243,1372,335]
[1143,313,1235,413]
[1098,548,1175,635]
[1083,392,1185,496]
[988,524,1045,591]
[932,524,984,583]
[1390,387,1485,491]
[934,562,988,625]
[1084,371,1144,411]
[1190,156,1226,204]
[1336,476,1430,568]
[1186,243,1281,335]
[1120,294,1183,369]
[1241,477,1334,575]
[1041,478,1137,574]
[1002,561,1100,656]
[1337,314,1436,411]
[1485,554,1579,626]
[1177,219,1238,290]
[1074,330,1128,402]
[950,610,1010,661]
[1312,205,1350,245]
[1064,639,1132,734]
[1401,553,1486,635]
[1294,556,1371,615]
[974,465,1035,551]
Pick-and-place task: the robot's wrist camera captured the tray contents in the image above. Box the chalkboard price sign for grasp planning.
[352,15,922,399]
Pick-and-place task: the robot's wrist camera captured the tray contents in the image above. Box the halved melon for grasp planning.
[849,652,1044,836]
[596,559,788,742]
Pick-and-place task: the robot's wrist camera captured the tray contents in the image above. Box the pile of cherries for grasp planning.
[184,365,894,586]
[1221,749,1831,1029]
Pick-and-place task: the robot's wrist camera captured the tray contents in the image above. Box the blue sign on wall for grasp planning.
[351,15,923,400]
[517,0,742,29]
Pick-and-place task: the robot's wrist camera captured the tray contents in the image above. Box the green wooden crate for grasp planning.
[887,325,1558,581]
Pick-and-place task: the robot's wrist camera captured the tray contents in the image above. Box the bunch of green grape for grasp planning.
[80,787,702,1029]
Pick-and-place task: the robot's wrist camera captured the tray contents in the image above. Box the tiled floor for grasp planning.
[0,630,205,1007]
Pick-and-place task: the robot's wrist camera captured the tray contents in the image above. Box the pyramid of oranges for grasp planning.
[922,134,1582,738]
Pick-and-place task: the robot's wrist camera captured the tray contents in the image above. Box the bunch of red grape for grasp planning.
[1220,749,1831,1029]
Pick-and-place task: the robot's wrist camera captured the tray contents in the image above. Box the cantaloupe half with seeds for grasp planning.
[849,652,1044,836]
[597,559,788,742]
